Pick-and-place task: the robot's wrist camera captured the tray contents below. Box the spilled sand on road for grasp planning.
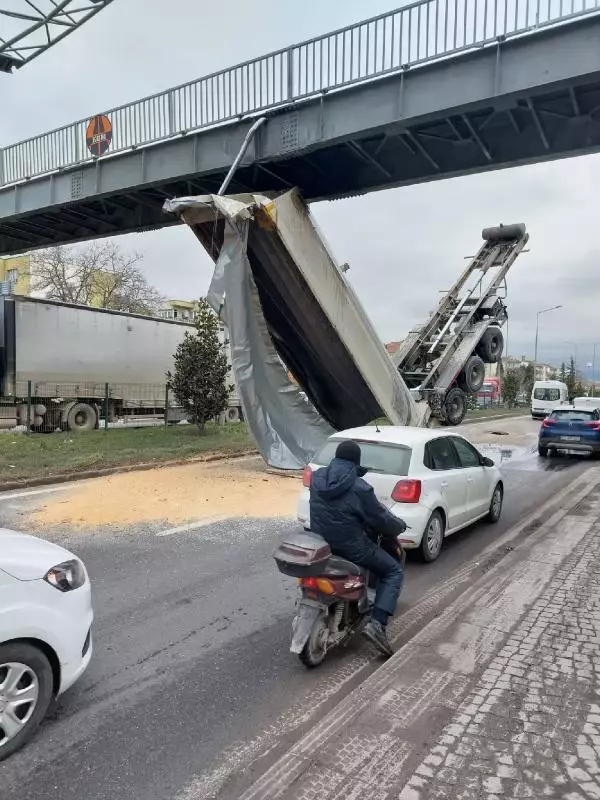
[30,456,300,528]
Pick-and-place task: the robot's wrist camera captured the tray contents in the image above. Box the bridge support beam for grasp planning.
[0,16,600,254]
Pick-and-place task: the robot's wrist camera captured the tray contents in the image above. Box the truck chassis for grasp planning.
[392,223,528,425]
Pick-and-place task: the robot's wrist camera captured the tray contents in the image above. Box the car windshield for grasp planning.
[534,388,561,401]
[313,439,411,475]
[550,410,594,422]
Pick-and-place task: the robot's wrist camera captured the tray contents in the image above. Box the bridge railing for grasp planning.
[1,0,599,186]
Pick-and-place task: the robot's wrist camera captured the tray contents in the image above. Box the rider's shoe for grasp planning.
[362,620,394,657]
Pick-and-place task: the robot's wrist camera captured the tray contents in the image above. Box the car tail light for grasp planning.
[302,466,312,487]
[541,418,556,428]
[391,479,421,503]
[298,576,335,594]
[585,421,600,431]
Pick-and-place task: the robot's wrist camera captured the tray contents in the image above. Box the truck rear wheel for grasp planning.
[37,410,61,434]
[65,403,97,432]
[442,387,468,426]
[476,327,504,364]
[224,407,242,423]
[459,355,485,393]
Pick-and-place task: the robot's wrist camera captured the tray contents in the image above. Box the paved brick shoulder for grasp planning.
[401,512,600,799]
[240,468,600,800]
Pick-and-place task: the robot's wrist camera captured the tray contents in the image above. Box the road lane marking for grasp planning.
[0,485,76,501]
[156,516,230,536]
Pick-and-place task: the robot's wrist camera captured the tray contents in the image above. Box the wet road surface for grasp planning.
[0,447,592,800]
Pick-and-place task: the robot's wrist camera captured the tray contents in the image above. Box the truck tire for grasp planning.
[459,355,486,393]
[442,387,468,426]
[34,411,60,434]
[225,407,241,423]
[65,402,97,432]
[482,223,526,242]
[476,327,504,364]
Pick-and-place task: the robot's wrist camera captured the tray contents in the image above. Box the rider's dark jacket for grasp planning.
[309,457,406,559]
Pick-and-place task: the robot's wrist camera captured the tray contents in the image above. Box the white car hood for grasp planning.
[0,528,75,581]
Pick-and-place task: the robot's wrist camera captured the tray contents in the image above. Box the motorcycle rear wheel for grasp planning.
[299,616,329,668]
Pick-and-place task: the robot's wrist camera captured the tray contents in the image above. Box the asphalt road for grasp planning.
[0,450,591,800]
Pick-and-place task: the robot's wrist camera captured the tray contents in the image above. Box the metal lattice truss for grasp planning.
[0,0,114,73]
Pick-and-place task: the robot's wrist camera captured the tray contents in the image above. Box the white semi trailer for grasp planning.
[0,295,242,431]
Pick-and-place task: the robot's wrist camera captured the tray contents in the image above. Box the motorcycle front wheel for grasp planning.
[299,615,329,668]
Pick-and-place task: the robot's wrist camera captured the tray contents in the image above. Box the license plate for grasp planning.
[560,436,580,442]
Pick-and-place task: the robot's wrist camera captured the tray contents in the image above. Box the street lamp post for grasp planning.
[534,305,563,379]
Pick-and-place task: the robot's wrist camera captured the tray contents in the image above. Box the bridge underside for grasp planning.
[1,18,600,255]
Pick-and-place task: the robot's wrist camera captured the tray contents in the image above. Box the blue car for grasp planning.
[538,406,600,457]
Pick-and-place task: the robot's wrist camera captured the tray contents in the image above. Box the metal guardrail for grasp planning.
[1,0,599,187]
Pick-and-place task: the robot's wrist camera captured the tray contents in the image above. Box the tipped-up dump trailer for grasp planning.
[164,189,527,469]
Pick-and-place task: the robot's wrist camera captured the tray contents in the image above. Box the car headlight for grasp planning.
[44,559,86,592]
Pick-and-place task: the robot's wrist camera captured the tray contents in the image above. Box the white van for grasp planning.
[531,380,569,419]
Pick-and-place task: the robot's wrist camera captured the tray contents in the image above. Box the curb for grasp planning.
[0,448,260,493]
[236,466,600,799]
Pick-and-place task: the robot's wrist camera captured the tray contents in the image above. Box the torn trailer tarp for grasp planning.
[164,189,428,470]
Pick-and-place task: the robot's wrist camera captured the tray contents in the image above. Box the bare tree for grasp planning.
[30,242,164,314]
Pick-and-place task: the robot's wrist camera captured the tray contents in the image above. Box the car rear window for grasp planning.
[550,410,594,422]
[534,388,561,401]
[313,439,411,476]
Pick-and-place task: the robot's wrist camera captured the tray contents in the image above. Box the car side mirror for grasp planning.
[482,457,495,468]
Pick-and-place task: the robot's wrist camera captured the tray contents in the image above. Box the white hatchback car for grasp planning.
[297,426,504,562]
[0,529,93,760]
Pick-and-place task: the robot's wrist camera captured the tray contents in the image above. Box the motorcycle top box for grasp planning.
[273,531,332,578]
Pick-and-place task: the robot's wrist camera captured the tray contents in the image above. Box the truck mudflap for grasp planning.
[164,190,429,470]
[290,600,327,655]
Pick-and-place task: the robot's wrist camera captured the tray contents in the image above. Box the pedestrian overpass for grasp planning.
[0,0,599,255]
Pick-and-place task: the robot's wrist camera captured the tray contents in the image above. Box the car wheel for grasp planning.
[420,510,444,563]
[487,483,503,523]
[538,445,548,457]
[0,643,54,761]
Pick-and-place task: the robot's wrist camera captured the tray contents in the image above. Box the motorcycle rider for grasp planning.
[308,440,406,657]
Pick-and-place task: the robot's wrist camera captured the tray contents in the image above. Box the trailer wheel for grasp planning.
[442,387,468,426]
[65,403,97,432]
[39,410,61,434]
[224,407,241,423]
[476,327,504,364]
[459,355,486,393]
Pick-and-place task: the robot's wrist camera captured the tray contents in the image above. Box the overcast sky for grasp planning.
[2,0,599,372]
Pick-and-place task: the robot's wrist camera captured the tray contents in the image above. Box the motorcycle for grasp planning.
[273,529,406,667]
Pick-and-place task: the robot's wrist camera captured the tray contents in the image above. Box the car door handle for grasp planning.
[467,477,474,483]
[441,481,448,487]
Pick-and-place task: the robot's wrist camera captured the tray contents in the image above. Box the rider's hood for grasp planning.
[311,458,357,500]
